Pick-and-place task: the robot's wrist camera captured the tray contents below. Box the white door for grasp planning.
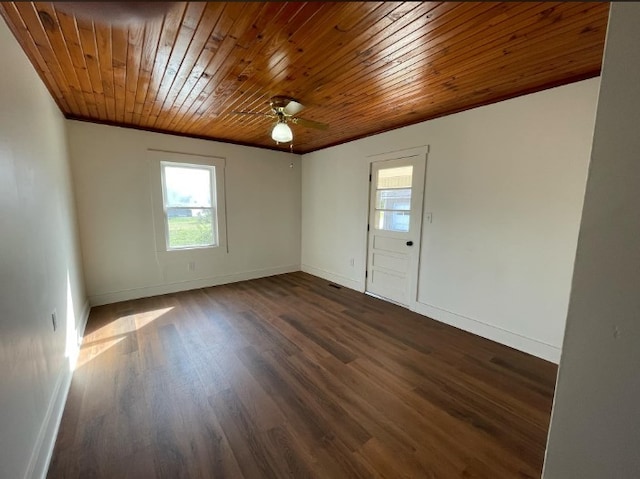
[366,149,427,307]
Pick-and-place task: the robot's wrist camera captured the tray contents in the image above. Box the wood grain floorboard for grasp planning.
[48,272,557,478]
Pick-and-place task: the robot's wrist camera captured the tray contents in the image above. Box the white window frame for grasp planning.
[149,150,227,254]
[161,161,217,250]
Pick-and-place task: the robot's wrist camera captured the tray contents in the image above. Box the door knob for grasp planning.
[406,241,414,246]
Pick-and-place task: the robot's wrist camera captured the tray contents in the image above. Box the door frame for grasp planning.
[365,145,429,310]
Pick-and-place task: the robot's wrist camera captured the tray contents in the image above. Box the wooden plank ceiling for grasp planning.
[0,2,609,153]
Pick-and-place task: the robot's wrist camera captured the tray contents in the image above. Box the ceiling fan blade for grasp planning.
[283,100,304,116]
[230,111,276,118]
[290,116,329,130]
[270,96,305,116]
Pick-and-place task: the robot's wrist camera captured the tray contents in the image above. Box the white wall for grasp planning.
[0,20,87,479]
[67,121,301,305]
[544,3,640,477]
[302,78,600,362]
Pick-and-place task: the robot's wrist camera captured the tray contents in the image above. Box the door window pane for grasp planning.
[374,165,413,232]
[377,166,413,189]
[376,189,411,210]
[374,210,410,232]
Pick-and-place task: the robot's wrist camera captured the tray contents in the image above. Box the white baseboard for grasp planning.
[26,301,91,479]
[412,300,561,363]
[301,264,364,292]
[89,265,301,306]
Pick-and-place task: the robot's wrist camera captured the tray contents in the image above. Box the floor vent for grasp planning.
[328,283,342,290]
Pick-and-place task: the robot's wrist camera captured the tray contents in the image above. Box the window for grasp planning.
[150,150,226,253]
[161,162,218,250]
[374,165,413,232]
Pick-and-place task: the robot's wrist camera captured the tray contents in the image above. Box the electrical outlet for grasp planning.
[188,261,196,272]
[51,310,57,332]
[349,258,355,267]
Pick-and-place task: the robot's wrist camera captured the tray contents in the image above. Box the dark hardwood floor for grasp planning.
[48,272,557,478]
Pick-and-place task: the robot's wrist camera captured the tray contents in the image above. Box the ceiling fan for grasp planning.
[232,96,329,144]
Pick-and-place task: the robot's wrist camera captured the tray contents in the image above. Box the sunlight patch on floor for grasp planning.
[75,306,173,369]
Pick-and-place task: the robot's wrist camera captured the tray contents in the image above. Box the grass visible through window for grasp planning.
[167,215,214,249]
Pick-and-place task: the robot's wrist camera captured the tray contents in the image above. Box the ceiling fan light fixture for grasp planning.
[271,121,293,143]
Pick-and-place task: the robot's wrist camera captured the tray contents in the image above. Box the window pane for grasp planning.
[377,166,413,189]
[164,166,212,207]
[167,208,215,248]
[374,210,410,232]
[376,189,411,210]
